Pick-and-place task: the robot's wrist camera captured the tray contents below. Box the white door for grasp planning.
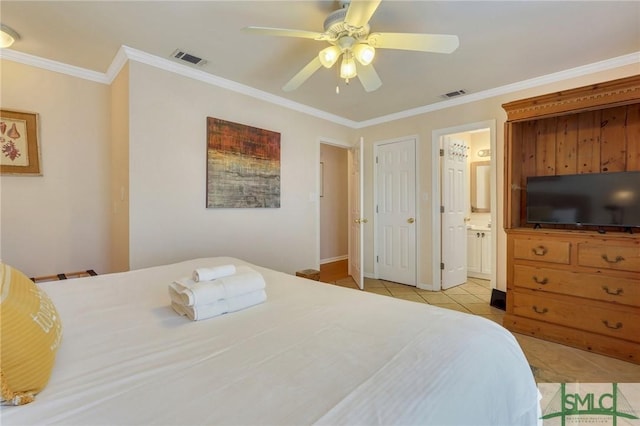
[348,137,364,290]
[441,137,468,289]
[376,139,416,286]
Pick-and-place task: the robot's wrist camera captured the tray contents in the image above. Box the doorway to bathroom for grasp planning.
[431,120,497,291]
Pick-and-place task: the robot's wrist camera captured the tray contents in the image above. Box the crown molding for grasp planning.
[0,48,109,84]
[502,74,640,121]
[2,46,638,130]
[0,45,356,127]
[119,46,358,128]
[355,51,640,128]
[105,45,129,83]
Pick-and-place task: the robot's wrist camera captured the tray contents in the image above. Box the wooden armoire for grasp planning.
[502,75,640,364]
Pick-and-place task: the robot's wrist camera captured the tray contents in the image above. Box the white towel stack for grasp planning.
[169,265,266,321]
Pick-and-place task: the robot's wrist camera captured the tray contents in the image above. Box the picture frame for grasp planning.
[206,117,281,208]
[0,109,41,175]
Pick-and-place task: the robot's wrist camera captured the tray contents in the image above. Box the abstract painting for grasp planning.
[206,117,280,208]
[0,109,41,175]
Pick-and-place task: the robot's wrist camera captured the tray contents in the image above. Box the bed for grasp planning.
[2,257,539,425]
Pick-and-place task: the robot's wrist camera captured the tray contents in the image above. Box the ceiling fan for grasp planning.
[243,0,459,93]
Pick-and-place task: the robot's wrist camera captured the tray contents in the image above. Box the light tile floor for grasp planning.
[324,275,640,383]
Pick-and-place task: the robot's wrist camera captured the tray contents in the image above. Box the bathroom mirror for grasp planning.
[471,161,491,212]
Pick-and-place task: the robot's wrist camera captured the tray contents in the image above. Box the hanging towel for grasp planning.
[171,290,267,321]
[170,267,266,306]
[192,264,236,282]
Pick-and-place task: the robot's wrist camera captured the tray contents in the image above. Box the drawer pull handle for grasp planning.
[602,320,623,330]
[601,254,625,264]
[532,276,548,285]
[531,246,548,256]
[532,305,548,314]
[602,286,624,296]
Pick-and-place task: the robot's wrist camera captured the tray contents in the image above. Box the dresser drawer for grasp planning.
[513,265,640,307]
[513,239,571,264]
[578,243,640,272]
[512,292,639,342]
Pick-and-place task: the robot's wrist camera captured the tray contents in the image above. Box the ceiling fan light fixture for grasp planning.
[340,54,357,80]
[0,24,20,48]
[353,44,375,65]
[318,46,341,68]
[246,1,459,92]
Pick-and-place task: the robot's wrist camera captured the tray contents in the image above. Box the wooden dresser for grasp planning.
[502,75,640,364]
[507,229,639,362]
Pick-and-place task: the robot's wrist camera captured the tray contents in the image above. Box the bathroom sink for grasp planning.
[467,224,491,231]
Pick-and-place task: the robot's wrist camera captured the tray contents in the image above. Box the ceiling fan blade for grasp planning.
[368,32,459,53]
[355,62,382,92]
[282,57,322,92]
[344,0,382,29]
[243,26,324,40]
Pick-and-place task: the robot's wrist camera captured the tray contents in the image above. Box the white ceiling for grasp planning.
[2,1,639,123]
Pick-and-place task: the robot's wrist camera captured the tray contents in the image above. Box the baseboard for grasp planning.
[320,255,348,265]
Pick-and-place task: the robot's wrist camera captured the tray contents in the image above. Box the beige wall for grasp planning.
[1,55,636,283]
[469,131,490,163]
[320,144,348,262]
[0,59,351,277]
[357,64,639,291]
[0,60,111,277]
[109,63,130,272]
[127,62,351,273]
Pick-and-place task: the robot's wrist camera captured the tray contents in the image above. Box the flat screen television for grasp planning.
[526,171,640,228]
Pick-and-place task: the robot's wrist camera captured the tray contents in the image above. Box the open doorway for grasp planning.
[431,120,497,291]
[319,143,349,282]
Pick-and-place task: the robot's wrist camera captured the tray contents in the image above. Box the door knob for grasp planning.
[407,218,415,224]
[354,218,360,224]
[354,218,368,224]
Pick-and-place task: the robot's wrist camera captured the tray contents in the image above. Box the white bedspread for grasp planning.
[2,257,539,425]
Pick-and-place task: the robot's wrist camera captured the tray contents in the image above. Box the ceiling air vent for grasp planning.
[441,89,467,99]
[171,49,207,66]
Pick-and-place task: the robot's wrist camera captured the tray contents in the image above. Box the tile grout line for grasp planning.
[328,276,495,318]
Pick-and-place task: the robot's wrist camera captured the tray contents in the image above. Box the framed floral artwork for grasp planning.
[0,109,41,175]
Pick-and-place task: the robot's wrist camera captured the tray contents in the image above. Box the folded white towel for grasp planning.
[171,290,267,321]
[170,266,266,306]
[192,264,236,282]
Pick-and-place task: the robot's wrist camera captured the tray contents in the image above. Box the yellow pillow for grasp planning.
[0,263,62,405]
